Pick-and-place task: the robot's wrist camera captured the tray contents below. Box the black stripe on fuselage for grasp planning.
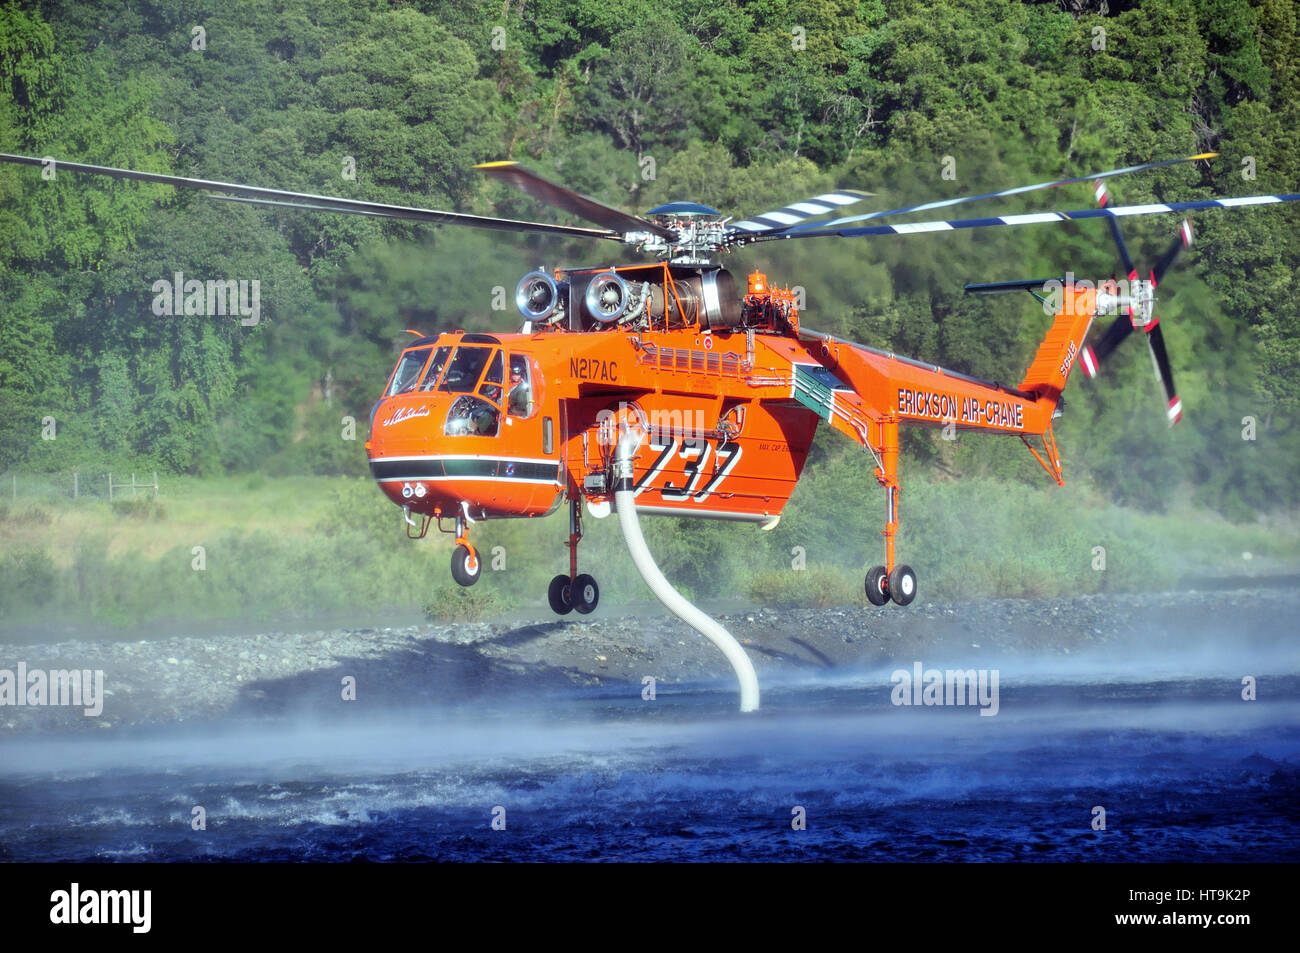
[370,458,560,482]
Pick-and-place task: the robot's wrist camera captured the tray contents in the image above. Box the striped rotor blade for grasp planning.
[783,153,1218,232]
[730,190,873,234]
[0,153,618,240]
[759,192,1300,242]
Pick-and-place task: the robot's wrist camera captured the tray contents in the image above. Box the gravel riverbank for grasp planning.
[1,586,1294,734]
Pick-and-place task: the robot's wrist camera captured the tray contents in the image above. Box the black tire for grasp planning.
[889,564,917,606]
[547,574,574,615]
[451,544,481,587]
[865,566,889,606]
[572,573,599,614]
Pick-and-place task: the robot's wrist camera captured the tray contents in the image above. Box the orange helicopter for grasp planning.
[4,151,1299,615]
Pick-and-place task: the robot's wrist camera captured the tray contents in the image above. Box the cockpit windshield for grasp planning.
[418,346,452,391]
[386,347,432,396]
[439,346,493,393]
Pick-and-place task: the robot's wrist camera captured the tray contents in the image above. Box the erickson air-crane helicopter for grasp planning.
[4,151,1298,623]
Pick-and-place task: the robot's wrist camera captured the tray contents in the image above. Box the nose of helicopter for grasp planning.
[366,393,453,511]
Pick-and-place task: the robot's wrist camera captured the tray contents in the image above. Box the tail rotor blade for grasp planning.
[1145,324,1182,425]
[1080,314,1134,378]
[1095,180,1137,276]
[1108,219,1138,277]
[1153,219,1194,285]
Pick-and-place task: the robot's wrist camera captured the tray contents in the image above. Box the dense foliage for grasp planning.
[1,0,1297,522]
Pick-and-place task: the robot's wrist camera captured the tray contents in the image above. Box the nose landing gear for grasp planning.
[445,508,481,587]
[451,543,481,586]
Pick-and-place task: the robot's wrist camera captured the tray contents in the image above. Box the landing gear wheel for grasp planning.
[889,565,917,606]
[572,574,599,614]
[451,544,481,587]
[547,574,574,615]
[865,566,890,606]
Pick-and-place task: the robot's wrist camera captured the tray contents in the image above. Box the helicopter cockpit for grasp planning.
[382,336,537,440]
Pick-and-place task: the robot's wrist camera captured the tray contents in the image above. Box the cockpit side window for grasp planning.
[438,346,493,393]
[418,346,453,391]
[507,354,535,418]
[444,395,500,437]
[386,347,432,397]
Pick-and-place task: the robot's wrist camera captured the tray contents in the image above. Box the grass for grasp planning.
[0,474,335,566]
[1,470,1297,639]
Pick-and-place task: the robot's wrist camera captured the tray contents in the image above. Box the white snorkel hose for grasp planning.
[612,426,760,712]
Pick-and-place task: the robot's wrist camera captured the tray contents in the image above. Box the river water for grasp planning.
[1,661,1295,862]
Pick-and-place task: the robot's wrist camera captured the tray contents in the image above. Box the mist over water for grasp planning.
[2,630,1296,862]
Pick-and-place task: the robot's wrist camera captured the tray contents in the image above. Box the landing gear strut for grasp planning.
[449,511,481,587]
[548,495,599,615]
[864,416,918,607]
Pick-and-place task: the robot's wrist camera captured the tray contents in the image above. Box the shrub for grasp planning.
[423,586,503,623]
[0,547,57,611]
[747,564,861,608]
[13,504,53,526]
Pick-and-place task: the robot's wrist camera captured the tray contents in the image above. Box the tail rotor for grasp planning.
[1080,181,1193,426]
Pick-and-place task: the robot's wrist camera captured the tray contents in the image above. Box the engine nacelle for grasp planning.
[560,264,743,331]
[515,270,565,320]
[584,270,631,323]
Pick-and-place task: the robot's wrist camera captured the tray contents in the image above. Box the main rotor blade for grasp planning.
[0,153,618,240]
[782,153,1218,232]
[755,192,1300,242]
[1145,324,1182,425]
[475,161,675,240]
[729,189,873,234]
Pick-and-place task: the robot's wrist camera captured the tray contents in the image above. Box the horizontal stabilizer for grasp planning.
[964,279,1063,296]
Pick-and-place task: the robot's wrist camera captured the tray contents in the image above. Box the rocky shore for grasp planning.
[1,586,1294,734]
